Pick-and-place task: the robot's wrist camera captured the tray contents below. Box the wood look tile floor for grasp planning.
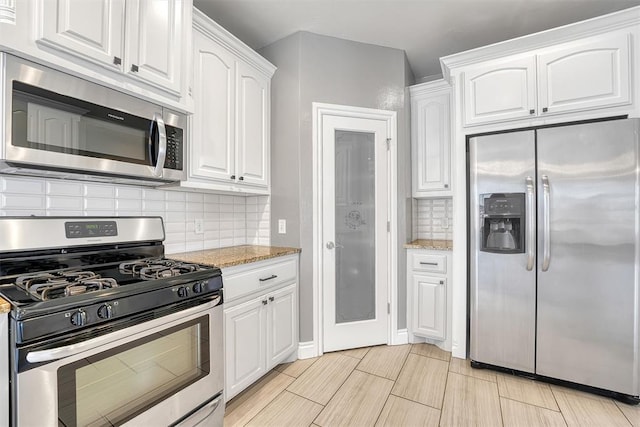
[224,343,639,426]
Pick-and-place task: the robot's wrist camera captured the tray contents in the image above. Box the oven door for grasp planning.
[14,298,223,427]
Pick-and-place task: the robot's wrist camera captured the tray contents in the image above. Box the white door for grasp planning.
[125,0,183,95]
[37,0,125,71]
[190,28,236,183]
[322,114,390,352]
[236,61,270,188]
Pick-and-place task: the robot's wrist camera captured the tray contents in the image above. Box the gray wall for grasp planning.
[261,32,413,343]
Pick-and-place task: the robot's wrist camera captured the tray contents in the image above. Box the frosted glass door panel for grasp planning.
[334,130,375,324]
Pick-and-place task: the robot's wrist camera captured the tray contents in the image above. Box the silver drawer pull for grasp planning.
[259,274,278,282]
[420,262,438,266]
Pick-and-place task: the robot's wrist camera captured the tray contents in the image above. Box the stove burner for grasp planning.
[15,271,119,301]
[119,258,202,280]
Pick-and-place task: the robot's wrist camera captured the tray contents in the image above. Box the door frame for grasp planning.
[311,102,398,357]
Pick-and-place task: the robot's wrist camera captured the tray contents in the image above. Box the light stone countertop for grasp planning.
[404,239,453,251]
[168,245,301,269]
[0,297,9,314]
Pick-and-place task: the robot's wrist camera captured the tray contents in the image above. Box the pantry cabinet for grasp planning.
[410,80,452,197]
[179,8,274,195]
[462,30,632,127]
[223,255,298,401]
[37,0,186,96]
[407,250,451,341]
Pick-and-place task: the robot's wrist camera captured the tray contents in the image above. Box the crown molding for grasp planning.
[440,6,640,82]
[193,8,276,77]
[409,79,451,97]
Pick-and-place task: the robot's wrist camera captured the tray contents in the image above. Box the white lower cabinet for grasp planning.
[407,250,451,342]
[223,255,298,401]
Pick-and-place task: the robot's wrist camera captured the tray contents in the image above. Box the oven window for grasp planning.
[12,81,152,165]
[57,316,209,427]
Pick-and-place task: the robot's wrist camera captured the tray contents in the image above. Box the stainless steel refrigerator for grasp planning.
[469,118,640,397]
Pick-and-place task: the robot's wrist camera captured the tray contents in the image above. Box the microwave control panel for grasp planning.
[164,125,183,171]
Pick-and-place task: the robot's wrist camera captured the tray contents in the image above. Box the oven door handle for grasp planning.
[26,296,221,363]
[170,393,222,427]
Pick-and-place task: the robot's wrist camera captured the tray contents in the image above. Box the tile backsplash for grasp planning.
[413,198,453,240]
[0,176,270,254]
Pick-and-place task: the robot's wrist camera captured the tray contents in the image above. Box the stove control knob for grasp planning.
[192,281,206,294]
[97,303,113,320]
[177,286,189,298]
[70,309,87,327]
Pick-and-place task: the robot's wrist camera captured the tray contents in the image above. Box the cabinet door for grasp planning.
[224,297,266,400]
[463,56,537,126]
[190,30,236,182]
[266,284,297,369]
[236,61,270,188]
[412,90,451,197]
[37,0,125,71]
[412,274,446,340]
[125,0,183,94]
[537,32,631,115]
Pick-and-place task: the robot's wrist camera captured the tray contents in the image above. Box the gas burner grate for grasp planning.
[119,258,203,280]
[15,271,119,301]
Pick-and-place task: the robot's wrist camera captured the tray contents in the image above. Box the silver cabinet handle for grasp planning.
[526,176,535,271]
[541,175,551,272]
[151,113,167,178]
[420,262,438,266]
[259,274,277,282]
[326,241,344,249]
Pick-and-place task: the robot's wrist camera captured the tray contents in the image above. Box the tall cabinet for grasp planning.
[175,8,275,194]
[410,80,452,198]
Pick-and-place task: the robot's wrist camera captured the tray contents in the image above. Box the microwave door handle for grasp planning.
[150,113,167,178]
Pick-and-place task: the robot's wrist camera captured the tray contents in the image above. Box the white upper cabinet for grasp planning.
[125,0,183,94]
[36,0,187,96]
[537,32,631,115]
[460,29,633,127]
[410,80,452,198]
[463,56,537,126]
[236,61,270,188]
[190,29,236,182]
[38,0,125,72]
[177,8,275,195]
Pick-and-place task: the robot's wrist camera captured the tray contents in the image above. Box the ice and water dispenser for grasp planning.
[479,193,525,253]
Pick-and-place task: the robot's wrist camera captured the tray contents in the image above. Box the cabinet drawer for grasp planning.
[223,257,297,302]
[412,253,447,273]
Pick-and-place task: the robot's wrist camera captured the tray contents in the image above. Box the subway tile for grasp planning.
[164,243,186,255]
[115,186,142,200]
[47,181,83,196]
[46,210,82,216]
[185,241,204,252]
[116,199,142,211]
[142,200,164,212]
[220,238,234,247]
[204,230,220,241]
[2,194,46,209]
[165,211,186,223]
[220,195,234,204]
[47,196,83,210]
[204,240,221,249]
[186,193,204,203]
[83,210,114,217]
[84,198,115,211]
[1,176,45,194]
[203,194,219,204]
[84,184,115,198]
[142,189,165,200]
[1,209,46,216]
[165,222,186,234]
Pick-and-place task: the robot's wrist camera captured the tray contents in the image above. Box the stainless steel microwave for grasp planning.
[1,54,187,184]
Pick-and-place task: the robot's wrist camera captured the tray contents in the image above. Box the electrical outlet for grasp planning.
[194,218,204,234]
[441,217,449,229]
[278,219,286,234]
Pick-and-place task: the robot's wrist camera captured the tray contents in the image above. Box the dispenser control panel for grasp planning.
[480,193,525,254]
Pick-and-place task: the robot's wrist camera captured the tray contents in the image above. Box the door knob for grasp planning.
[326,241,344,249]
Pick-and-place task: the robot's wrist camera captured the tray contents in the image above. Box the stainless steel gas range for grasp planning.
[0,217,224,427]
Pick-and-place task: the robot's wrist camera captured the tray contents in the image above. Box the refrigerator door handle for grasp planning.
[526,176,535,271]
[541,175,551,271]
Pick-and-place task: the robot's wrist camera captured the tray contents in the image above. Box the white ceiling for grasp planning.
[193,0,640,81]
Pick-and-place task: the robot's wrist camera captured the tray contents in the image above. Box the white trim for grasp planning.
[0,0,16,25]
[392,328,409,345]
[297,341,317,360]
[312,102,398,358]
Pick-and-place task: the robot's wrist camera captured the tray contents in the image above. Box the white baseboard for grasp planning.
[298,341,317,359]
[391,328,409,345]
